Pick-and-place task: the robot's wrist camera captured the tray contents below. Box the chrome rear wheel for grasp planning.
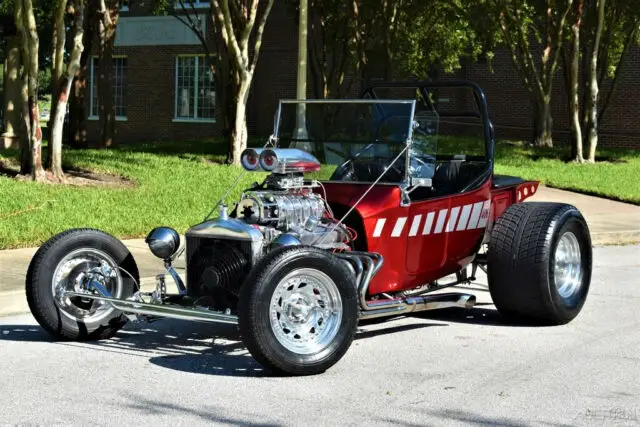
[554,231,583,301]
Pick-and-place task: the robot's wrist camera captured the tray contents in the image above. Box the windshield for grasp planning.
[274,100,416,184]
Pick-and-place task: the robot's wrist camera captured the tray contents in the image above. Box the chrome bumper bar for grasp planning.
[65,292,239,325]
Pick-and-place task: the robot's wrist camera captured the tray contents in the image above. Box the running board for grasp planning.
[359,292,476,320]
[64,292,239,325]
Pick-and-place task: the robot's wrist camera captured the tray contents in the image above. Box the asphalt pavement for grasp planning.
[0,244,638,426]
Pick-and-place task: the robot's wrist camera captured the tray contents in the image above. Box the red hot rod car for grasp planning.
[25,80,592,376]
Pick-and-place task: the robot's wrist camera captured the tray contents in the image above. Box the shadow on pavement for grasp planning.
[0,316,454,377]
[355,322,446,340]
[416,409,575,427]
[412,306,551,328]
[118,393,285,426]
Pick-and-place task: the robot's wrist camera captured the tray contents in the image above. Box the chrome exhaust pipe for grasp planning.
[64,292,239,325]
[337,251,476,320]
[359,292,476,320]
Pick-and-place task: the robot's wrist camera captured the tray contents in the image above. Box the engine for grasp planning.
[238,190,324,230]
[184,148,350,311]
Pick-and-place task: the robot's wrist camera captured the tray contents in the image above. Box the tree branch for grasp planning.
[212,0,244,70]
[248,0,275,73]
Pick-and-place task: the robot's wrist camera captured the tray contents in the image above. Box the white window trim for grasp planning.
[89,55,128,120]
[88,116,129,122]
[175,0,210,9]
[174,54,216,123]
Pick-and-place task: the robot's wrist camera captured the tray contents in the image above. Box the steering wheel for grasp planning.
[328,143,376,181]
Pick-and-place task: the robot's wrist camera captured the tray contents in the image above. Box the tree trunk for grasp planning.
[50,81,69,180]
[533,96,553,148]
[586,0,606,163]
[47,0,68,167]
[16,0,46,181]
[570,3,584,163]
[50,1,86,181]
[69,2,96,149]
[209,14,234,149]
[98,31,116,147]
[98,1,120,148]
[19,68,31,174]
[1,36,23,149]
[229,77,251,165]
[211,0,274,165]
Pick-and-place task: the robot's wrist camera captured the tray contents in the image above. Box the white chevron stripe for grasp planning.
[467,202,485,229]
[456,204,473,231]
[445,207,461,232]
[391,217,408,237]
[373,218,386,237]
[409,215,422,236]
[476,200,491,229]
[422,212,435,235]
[433,209,448,234]
[371,200,492,238]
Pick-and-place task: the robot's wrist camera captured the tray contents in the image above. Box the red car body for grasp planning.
[322,177,539,296]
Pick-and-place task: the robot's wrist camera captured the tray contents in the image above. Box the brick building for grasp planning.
[78,2,640,149]
[84,0,300,144]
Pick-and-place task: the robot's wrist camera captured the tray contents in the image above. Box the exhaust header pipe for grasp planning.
[359,292,476,320]
[337,251,476,320]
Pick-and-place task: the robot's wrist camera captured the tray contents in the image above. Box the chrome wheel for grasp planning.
[269,268,343,355]
[51,248,122,322]
[554,231,583,300]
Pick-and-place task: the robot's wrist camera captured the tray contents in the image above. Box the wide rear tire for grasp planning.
[26,229,139,341]
[487,202,592,325]
[238,246,358,376]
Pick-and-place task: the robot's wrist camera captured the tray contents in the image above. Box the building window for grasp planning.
[90,57,127,119]
[175,55,216,121]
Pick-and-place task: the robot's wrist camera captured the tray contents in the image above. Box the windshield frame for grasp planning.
[272,99,417,186]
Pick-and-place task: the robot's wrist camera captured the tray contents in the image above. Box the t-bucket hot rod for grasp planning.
[25,80,592,376]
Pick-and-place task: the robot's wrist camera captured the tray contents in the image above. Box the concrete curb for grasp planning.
[590,231,640,246]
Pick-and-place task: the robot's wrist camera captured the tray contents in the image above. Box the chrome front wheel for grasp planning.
[26,229,139,341]
[269,268,343,355]
[52,248,123,323]
[239,246,358,376]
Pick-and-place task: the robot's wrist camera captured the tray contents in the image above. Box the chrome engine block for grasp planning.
[238,191,325,231]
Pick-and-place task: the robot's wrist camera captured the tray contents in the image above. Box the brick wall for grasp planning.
[460,48,640,149]
[85,2,640,149]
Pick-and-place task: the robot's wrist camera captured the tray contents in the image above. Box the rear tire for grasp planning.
[487,202,592,325]
[238,246,358,376]
[26,229,139,341]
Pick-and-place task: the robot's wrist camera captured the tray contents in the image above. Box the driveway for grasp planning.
[0,244,638,426]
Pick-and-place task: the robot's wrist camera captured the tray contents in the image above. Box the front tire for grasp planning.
[26,228,139,341]
[238,246,358,376]
[488,202,592,325]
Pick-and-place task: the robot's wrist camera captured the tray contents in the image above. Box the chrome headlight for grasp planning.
[145,227,180,260]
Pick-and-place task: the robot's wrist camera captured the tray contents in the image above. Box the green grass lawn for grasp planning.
[0,140,269,249]
[494,143,640,205]
[0,138,638,250]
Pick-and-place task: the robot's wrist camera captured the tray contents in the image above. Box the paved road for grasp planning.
[1,245,638,426]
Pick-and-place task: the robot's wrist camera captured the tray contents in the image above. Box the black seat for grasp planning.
[492,175,525,189]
